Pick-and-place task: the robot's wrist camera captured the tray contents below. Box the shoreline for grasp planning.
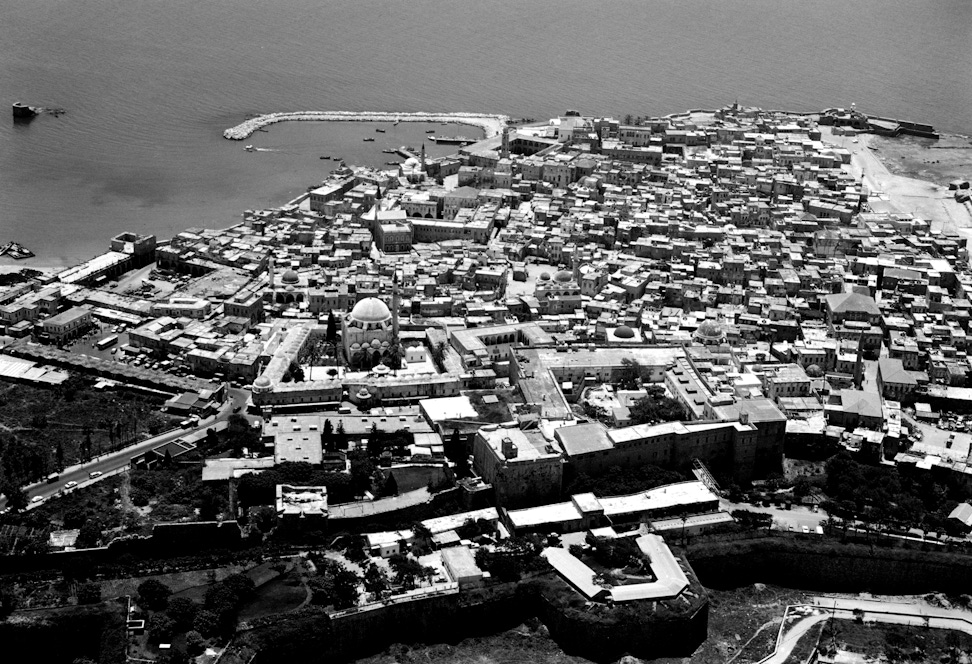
[223,111,511,141]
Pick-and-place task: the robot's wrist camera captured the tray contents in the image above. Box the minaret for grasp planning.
[392,272,400,341]
[853,331,865,390]
[268,256,275,289]
[501,127,510,159]
[420,143,427,173]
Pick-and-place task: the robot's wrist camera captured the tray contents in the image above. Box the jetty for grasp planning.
[223,111,510,141]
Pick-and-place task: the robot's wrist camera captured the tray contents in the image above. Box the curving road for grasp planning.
[0,387,253,512]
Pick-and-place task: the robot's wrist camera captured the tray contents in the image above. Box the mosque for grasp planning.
[342,279,402,369]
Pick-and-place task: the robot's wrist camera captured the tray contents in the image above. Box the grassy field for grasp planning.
[353,622,594,664]
[0,378,174,486]
[655,585,809,664]
[824,618,972,662]
[237,572,307,622]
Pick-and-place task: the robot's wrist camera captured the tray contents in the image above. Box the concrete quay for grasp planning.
[223,110,511,141]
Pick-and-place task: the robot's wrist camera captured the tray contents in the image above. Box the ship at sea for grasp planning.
[427,135,475,145]
[0,242,35,260]
[11,102,37,118]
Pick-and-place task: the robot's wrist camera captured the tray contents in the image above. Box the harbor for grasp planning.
[222,110,510,141]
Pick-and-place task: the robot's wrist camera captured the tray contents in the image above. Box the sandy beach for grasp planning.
[820,127,972,238]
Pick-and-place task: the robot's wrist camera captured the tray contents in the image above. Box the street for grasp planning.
[721,498,827,533]
[0,386,253,512]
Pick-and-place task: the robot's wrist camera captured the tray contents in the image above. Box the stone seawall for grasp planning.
[223,111,511,141]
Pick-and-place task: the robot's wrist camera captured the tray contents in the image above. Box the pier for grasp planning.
[223,111,510,141]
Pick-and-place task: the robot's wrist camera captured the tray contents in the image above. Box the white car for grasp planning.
[31,496,42,503]
[64,481,78,489]
[89,471,103,479]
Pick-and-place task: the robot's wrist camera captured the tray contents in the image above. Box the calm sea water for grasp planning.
[1,0,970,266]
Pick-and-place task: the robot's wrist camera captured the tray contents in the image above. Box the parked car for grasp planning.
[89,471,103,479]
[64,481,78,489]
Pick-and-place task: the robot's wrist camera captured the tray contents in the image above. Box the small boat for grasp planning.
[382,149,397,154]
[2,241,34,260]
[394,118,401,126]
[375,128,386,133]
[426,129,435,133]
[12,102,37,118]
[319,155,330,160]
[244,144,255,152]
[363,137,375,142]
[385,161,400,166]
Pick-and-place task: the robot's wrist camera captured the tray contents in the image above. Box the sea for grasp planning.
[2,0,971,266]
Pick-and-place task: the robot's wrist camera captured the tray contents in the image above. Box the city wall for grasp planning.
[687,535,972,594]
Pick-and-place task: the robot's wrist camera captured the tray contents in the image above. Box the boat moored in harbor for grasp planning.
[427,135,475,145]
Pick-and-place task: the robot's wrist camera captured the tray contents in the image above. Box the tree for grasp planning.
[137,579,172,610]
[322,418,334,451]
[237,471,277,509]
[445,428,470,478]
[628,385,686,425]
[382,472,399,497]
[148,612,176,643]
[55,439,65,471]
[1,484,28,513]
[288,361,305,383]
[326,311,338,344]
[185,630,206,656]
[193,609,220,637]
[368,422,384,459]
[388,554,426,590]
[308,559,360,609]
[253,505,277,533]
[363,563,390,601]
[76,582,101,605]
[0,584,18,619]
[616,358,645,390]
[76,519,103,549]
[166,597,198,631]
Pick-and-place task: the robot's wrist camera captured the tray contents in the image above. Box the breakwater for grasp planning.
[223,111,511,141]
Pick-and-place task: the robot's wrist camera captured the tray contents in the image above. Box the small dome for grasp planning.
[805,364,824,378]
[539,272,552,281]
[614,325,635,339]
[253,376,271,388]
[695,320,725,339]
[350,297,392,323]
[554,270,573,283]
[282,269,299,284]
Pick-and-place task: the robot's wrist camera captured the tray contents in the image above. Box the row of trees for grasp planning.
[823,451,969,535]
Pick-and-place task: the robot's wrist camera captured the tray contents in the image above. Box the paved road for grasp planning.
[0,386,254,512]
[762,597,972,664]
[722,499,827,533]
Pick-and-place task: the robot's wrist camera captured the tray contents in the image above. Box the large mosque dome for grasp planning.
[349,297,392,324]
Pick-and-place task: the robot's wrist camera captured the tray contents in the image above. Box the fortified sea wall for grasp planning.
[223,111,511,141]
[687,536,972,594]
